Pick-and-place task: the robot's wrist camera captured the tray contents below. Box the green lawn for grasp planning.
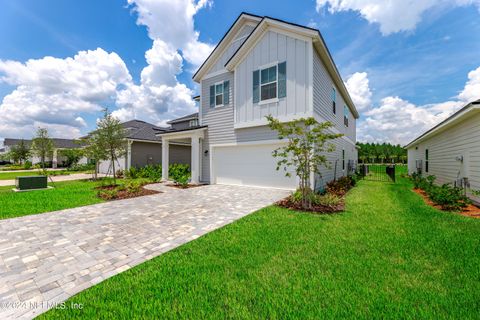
[41,177,480,319]
[0,180,104,219]
[0,170,90,180]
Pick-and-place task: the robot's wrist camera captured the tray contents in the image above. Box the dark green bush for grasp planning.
[410,174,471,211]
[326,176,355,196]
[169,164,190,185]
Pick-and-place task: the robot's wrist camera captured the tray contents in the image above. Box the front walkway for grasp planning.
[0,173,106,187]
[0,184,289,319]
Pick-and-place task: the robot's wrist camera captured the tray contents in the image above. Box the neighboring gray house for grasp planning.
[406,99,480,203]
[2,138,87,168]
[98,119,194,174]
[158,13,359,189]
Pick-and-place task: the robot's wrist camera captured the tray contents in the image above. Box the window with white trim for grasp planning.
[189,119,198,127]
[215,83,224,106]
[260,65,277,101]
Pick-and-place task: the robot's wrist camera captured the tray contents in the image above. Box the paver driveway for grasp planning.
[0,184,289,319]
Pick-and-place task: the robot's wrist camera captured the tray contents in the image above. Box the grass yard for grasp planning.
[0,180,104,219]
[0,170,91,180]
[41,177,480,319]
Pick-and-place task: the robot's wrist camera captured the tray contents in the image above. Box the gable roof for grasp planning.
[192,12,262,82]
[405,99,480,148]
[192,12,359,119]
[121,120,168,142]
[167,113,198,124]
[225,15,359,119]
[3,138,85,149]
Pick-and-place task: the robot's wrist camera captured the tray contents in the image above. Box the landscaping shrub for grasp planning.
[125,167,139,179]
[326,176,355,196]
[317,193,343,208]
[24,161,32,169]
[411,174,471,211]
[70,163,95,171]
[97,189,118,200]
[169,164,191,186]
[125,180,142,194]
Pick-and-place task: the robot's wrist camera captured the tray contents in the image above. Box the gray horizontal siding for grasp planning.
[407,111,480,203]
[313,48,356,143]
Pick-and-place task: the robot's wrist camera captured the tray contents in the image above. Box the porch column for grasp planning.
[162,138,169,181]
[52,149,58,169]
[191,135,200,184]
[127,140,133,170]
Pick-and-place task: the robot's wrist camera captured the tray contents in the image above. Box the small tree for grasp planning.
[95,109,127,185]
[82,135,107,181]
[266,116,343,209]
[31,128,54,170]
[60,148,84,168]
[10,139,31,164]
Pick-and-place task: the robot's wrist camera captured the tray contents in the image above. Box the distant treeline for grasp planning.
[356,142,407,164]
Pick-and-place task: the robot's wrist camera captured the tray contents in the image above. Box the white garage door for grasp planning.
[213,143,297,190]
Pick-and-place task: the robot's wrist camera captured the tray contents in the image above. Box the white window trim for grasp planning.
[259,64,278,103]
[214,81,224,108]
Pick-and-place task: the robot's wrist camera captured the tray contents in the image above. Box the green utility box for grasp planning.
[15,175,48,190]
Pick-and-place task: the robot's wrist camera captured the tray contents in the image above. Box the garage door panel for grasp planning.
[213,144,296,189]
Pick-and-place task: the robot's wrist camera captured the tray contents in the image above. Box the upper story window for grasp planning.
[332,88,336,114]
[189,119,199,127]
[260,65,277,101]
[215,83,224,106]
[209,81,230,108]
[344,105,349,127]
[253,62,286,104]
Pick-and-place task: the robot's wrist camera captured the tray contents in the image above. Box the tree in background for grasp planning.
[267,116,342,209]
[31,128,54,170]
[10,139,31,164]
[82,134,107,181]
[356,142,407,164]
[94,109,127,185]
[59,148,84,168]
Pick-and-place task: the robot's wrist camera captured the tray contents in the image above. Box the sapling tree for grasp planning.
[95,109,127,185]
[31,128,54,170]
[10,139,31,164]
[266,115,343,209]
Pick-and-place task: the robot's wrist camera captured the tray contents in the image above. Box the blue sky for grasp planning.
[0,0,479,144]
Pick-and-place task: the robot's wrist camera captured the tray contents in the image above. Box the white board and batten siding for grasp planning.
[235,30,311,125]
[200,27,357,190]
[407,111,480,203]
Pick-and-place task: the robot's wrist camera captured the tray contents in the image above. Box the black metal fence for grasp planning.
[359,164,396,183]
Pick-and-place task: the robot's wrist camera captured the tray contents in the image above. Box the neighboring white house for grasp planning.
[2,138,88,168]
[158,13,359,190]
[406,99,480,203]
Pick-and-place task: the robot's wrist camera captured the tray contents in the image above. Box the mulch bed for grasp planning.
[96,185,161,200]
[413,188,480,218]
[276,196,344,214]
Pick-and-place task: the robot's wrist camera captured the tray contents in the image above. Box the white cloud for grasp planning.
[316,0,480,35]
[458,66,480,102]
[127,0,214,67]
[356,66,480,145]
[113,0,213,126]
[0,1,213,139]
[0,48,131,139]
[345,72,372,111]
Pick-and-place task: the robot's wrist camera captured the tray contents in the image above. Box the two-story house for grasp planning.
[158,13,359,190]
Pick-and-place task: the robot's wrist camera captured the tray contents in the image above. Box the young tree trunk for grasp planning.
[111,150,116,186]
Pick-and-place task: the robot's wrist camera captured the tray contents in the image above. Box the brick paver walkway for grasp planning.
[0,184,289,319]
